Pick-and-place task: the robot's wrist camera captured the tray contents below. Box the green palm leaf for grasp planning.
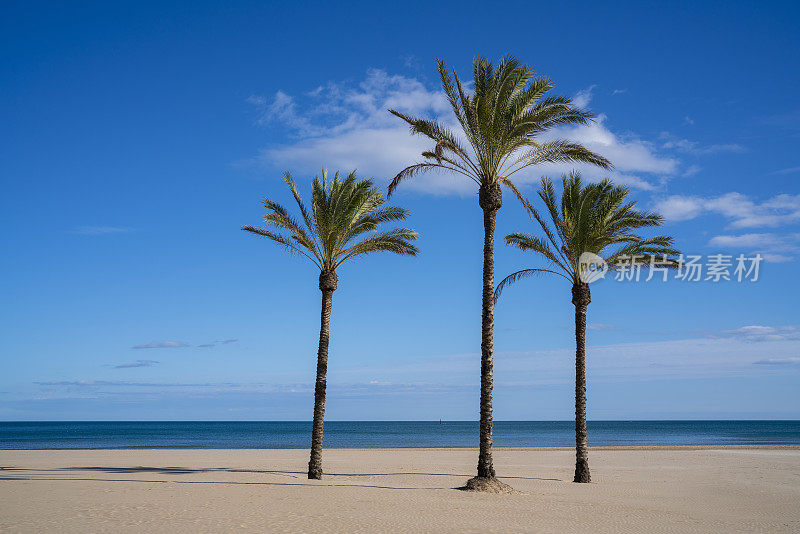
[499,171,681,292]
[389,55,611,195]
[243,169,419,274]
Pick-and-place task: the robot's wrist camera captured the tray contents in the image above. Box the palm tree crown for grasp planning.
[242,170,418,273]
[388,55,612,198]
[496,171,680,296]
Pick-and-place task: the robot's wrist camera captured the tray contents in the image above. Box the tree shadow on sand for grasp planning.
[0,465,560,489]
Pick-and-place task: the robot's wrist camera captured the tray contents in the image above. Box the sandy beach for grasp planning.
[1,447,798,533]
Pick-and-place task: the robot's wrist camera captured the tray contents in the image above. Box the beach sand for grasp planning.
[1,447,798,533]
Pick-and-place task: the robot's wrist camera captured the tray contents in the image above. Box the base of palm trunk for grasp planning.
[573,460,591,483]
[459,476,516,494]
[308,464,322,480]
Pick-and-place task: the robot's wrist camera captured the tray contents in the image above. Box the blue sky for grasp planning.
[1,0,799,421]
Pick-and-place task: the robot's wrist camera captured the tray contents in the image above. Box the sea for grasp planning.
[1,421,799,450]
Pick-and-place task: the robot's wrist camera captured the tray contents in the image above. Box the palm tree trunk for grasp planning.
[308,271,337,480]
[572,282,591,483]
[476,185,501,480]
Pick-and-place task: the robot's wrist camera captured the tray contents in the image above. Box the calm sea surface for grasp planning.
[1,421,799,449]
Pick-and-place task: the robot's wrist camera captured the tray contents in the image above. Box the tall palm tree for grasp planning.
[242,170,418,480]
[389,55,610,490]
[495,171,680,483]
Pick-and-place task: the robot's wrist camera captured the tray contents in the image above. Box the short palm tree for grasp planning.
[242,170,418,480]
[495,171,679,482]
[389,55,610,490]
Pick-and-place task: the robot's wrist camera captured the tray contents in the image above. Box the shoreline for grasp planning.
[3,444,800,451]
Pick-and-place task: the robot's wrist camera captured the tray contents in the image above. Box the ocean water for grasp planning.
[1,421,799,450]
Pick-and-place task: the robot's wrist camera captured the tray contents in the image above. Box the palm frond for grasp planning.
[388,162,458,197]
[336,228,419,267]
[389,55,611,196]
[506,140,612,178]
[241,225,322,267]
[505,232,571,274]
[500,171,682,287]
[494,268,569,302]
[244,170,418,274]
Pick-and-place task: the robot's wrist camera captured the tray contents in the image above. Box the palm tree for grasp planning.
[242,170,418,480]
[388,55,610,490]
[495,171,680,482]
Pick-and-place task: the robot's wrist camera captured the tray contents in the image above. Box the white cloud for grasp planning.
[35,324,800,400]
[708,233,800,262]
[580,336,800,377]
[720,325,800,342]
[72,226,131,235]
[771,165,800,175]
[247,92,314,134]
[132,341,189,349]
[660,132,745,155]
[35,380,216,387]
[709,233,781,248]
[753,357,800,366]
[654,196,705,221]
[563,119,677,174]
[655,192,800,228]
[572,85,596,109]
[114,360,159,369]
[588,323,616,331]
[708,193,800,228]
[248,74,682,193]
[501,86,678,190]
[682,164,702,177]
[760,254,794,263]
[492,334,800,380]
[248,70,471,194]
[198,338,239,348]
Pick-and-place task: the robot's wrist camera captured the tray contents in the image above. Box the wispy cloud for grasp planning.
[131,339,237,349]
[245,73,685,193]
[572,84,596,109]
[682,164,702,177]
[761,109,800,132]
[198,338,239,348]
[36,328,800,394]
[30,323,800,404]
[720,325,800,342]
[247,92,315,135]
[35,380,217,387]
[655,192,800,229]
[72,226,131,235]
[588,323,616,331]
[131,341,189,349]
[708,233,800,262]
[753,357,800,366]
[114,360,159,369]
[538,115,677,191]
[659,132,745,156]
[611,88,627,95]
[771,165,800,175]
[654,196,705,221]
[246,70,464,193]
